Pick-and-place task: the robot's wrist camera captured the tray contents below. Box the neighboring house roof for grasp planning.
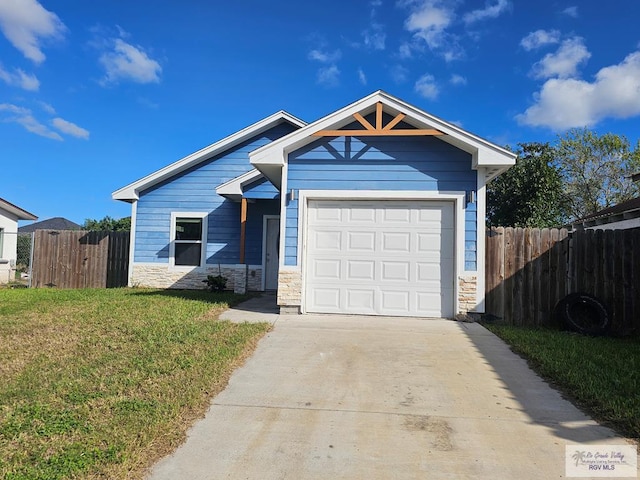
[18,217,81,233]
[571,196,640,230]
[112,111,307,202]
[250,90,516,188]
[0,197,37,221]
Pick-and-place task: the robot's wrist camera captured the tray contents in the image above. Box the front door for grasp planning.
[264,217,280,290]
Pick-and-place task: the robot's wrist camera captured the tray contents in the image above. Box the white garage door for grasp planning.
[305,200,455,317]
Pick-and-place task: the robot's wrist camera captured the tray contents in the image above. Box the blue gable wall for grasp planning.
[285,134,478,270]
[134,122,295,265]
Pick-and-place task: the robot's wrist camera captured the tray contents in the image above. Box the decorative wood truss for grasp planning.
[313,102,444,137]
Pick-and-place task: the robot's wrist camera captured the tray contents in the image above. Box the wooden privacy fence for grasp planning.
[31,230,130,289]
[485,227,640,335]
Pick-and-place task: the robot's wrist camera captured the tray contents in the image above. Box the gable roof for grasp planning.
[18,217,80,233]
[0,197,37,221]
[250,90,516,188]
[112,111,306,202]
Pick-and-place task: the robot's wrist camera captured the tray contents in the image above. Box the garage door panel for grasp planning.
[346,289,375,312]
[312,288,340,308]
[381,290,410,311]
[381,261,410,281]
[347,260,375,280]
[416,261,444,281]
[416,292,445,316]
[311,202,343,222]
[382,232,411,252]
[348,231,376,251]
[314,230,342,250]
[348,206,377,223]
[313,259,341,279]
[306,200,455,317]
[382,207,412,223]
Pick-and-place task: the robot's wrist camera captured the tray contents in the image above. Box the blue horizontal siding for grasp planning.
[134,122,297,264]
[285,134,478,269]
[243,176,280,200]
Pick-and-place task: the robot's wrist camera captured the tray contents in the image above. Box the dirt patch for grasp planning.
[404,415,453,451]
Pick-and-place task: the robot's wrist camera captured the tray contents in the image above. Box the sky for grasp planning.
[2,0,640,225]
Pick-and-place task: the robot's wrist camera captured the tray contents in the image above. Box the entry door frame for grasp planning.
[262,215,280,291]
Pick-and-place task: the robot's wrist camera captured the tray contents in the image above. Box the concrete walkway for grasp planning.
[148,296,634,479]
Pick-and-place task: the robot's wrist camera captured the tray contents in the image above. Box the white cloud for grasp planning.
[531,37,590,79]
[362,24,386,50]
[391,64,409,83]
[0,103,62,140]
[400,0,464,61]
[414,73,439,99]
[99,38,162,85]
[358,68,367,85]
[517,51,640,130]
[0,0,66,64]
[562,6,578,17]
[450,74,467,85]
[0,64,39,90]
[52,117,89,139]
[38,101,55,114]
[308,49,342,63]
[520,29,560,51]
[398,42,414,59]
[463,0,510,24]
[0,103,29,115]
[317,65,340,86]
[404,0,455,50]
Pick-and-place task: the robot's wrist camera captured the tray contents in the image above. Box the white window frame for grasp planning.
[0,228,4,258]
[169,212,208,269]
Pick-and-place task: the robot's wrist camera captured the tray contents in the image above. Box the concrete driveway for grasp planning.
[148,296,632,479]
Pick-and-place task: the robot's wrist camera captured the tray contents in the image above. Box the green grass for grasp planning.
[0,288,271,480]
[485,324,640,440]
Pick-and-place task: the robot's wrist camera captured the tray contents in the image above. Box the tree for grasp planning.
[555,128,640,220]
[82,216,131,232]
[487,142,567,227]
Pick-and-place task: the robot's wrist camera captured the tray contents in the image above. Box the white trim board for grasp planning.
[295,190,467,315]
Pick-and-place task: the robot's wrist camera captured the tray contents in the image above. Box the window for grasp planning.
[170,213,207,267]
[0,228,3,258]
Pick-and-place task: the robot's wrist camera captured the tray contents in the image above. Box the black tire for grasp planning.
[555,293,609,336]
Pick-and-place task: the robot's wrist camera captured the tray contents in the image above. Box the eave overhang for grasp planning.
[0,198,37,221]
[215,169,268,202]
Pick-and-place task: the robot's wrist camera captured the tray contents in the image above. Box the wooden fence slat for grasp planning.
[633,229,640,335]
[512,228,525,326]
[522,228,533,325]
[503,227,515,325]
[539,228,551,326]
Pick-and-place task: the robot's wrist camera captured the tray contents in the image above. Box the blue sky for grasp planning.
[2,0,640,225]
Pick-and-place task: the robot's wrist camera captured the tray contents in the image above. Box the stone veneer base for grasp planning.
[131,264,263,291]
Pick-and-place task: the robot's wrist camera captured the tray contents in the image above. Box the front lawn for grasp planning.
[0,288,271,480]
[485,325,640,440]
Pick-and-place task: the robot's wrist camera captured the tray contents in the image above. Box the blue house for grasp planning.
[113,91,515,318]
